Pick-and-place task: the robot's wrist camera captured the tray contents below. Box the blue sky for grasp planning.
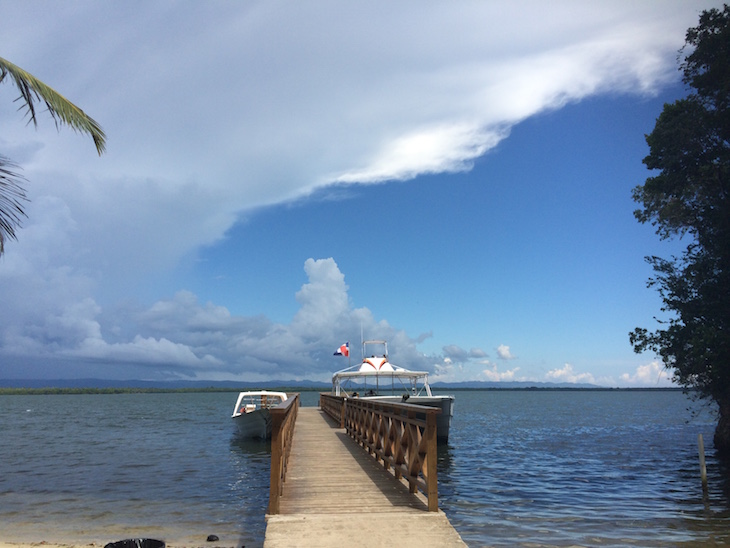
[0,1,720,386]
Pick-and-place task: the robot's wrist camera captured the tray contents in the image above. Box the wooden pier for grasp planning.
[264,396,465,547]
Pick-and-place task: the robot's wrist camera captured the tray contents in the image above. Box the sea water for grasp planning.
[0,390,728,547]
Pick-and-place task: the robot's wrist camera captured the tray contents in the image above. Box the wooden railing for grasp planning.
[320,392,346,427]
[268,393,300,515]
[344,398,441,511]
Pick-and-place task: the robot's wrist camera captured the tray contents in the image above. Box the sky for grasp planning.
[0,1,722,387]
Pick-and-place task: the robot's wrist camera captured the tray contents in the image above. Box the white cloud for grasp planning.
[0,257,437,381]
[291,258,351,337]
[619,361,674,387]
[68,335,224,369]
[443,345,489,362]
[0,1,705,295]
[443,345,469,362]
[334,123,504,183]
[496,344,516,360]
[545,363,596,384]
[482,364,520,382]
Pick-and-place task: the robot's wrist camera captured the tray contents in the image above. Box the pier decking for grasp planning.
[264,406,465,547]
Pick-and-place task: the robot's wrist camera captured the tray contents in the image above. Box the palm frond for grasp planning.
[0,156,28,255]
[0,56,106,155]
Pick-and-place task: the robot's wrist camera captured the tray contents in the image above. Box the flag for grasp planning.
[333,342,349,357]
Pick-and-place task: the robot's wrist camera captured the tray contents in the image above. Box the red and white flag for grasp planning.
[333,342,349,357]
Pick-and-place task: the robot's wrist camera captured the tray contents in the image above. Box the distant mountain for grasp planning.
[0,378,330,390]
[0,378,680,391]
[431,380,600,389]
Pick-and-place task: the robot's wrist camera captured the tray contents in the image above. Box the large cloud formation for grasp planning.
[0,257,435,381]
[0,253,671,386]
[0,1,706,385]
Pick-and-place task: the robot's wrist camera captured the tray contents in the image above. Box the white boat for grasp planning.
[231,391,288,439]
[332,340,455,442]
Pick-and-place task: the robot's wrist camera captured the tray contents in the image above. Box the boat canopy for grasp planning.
[332,339,434,397]
[232,390,288,417]
[332,361,432,397]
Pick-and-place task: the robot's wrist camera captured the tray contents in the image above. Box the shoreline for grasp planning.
[0,530,254,548]
[0,544,102,548]
[0,540,250,548]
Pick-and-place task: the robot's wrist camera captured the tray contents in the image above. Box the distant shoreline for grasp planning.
[0,386,683,396]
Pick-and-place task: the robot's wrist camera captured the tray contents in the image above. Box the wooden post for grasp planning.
[341,397,346,429]
[698,433,708,492]
[269,410,283,515]
[425,411,439,511]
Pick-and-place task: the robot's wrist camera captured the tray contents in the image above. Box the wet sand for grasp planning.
[0,517,252,547]
[0,534,248,548]
[0,518,255,548]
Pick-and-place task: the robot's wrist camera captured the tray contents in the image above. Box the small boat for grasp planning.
[231,391,288,439]
[332,340,455,442]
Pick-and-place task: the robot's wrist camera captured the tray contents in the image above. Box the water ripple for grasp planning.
[1,390,729,547]
[437,390,730,547]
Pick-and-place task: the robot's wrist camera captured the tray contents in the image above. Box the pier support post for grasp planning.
[698,433,708,492]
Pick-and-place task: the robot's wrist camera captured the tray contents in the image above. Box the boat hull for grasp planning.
[231,390,288,439]
[232,409,273,439]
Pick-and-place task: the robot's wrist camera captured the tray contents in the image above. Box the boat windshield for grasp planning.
[232,391,287,416]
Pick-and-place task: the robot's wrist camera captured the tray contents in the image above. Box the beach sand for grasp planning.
[0,544,101,548]
[0,545,240,548]
[0,525,253,548]
[0,515,255,547]
[0,542,246,548]
[0,533,250,548]
[0,544,103,548]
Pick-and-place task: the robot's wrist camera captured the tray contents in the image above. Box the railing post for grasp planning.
[268,409,284,515]
[425,410,439,511]
[341,396,346,429]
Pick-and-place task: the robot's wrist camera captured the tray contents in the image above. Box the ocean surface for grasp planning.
[1,390,729,547]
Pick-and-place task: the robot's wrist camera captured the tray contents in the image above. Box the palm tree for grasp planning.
[0,56,106,254]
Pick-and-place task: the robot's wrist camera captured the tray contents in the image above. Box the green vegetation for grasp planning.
[630,5,730,457]
[0,386,324,396]
[0,387,228,396]
[0,386,681,396]
[0,56,106,254]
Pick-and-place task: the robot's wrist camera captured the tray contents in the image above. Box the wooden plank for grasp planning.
[264,407,466,547]
[265,513,466,548]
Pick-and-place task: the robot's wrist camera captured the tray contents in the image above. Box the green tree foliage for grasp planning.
[0,155,27,255]
[0,56,106,254]
[630,5,730,456]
